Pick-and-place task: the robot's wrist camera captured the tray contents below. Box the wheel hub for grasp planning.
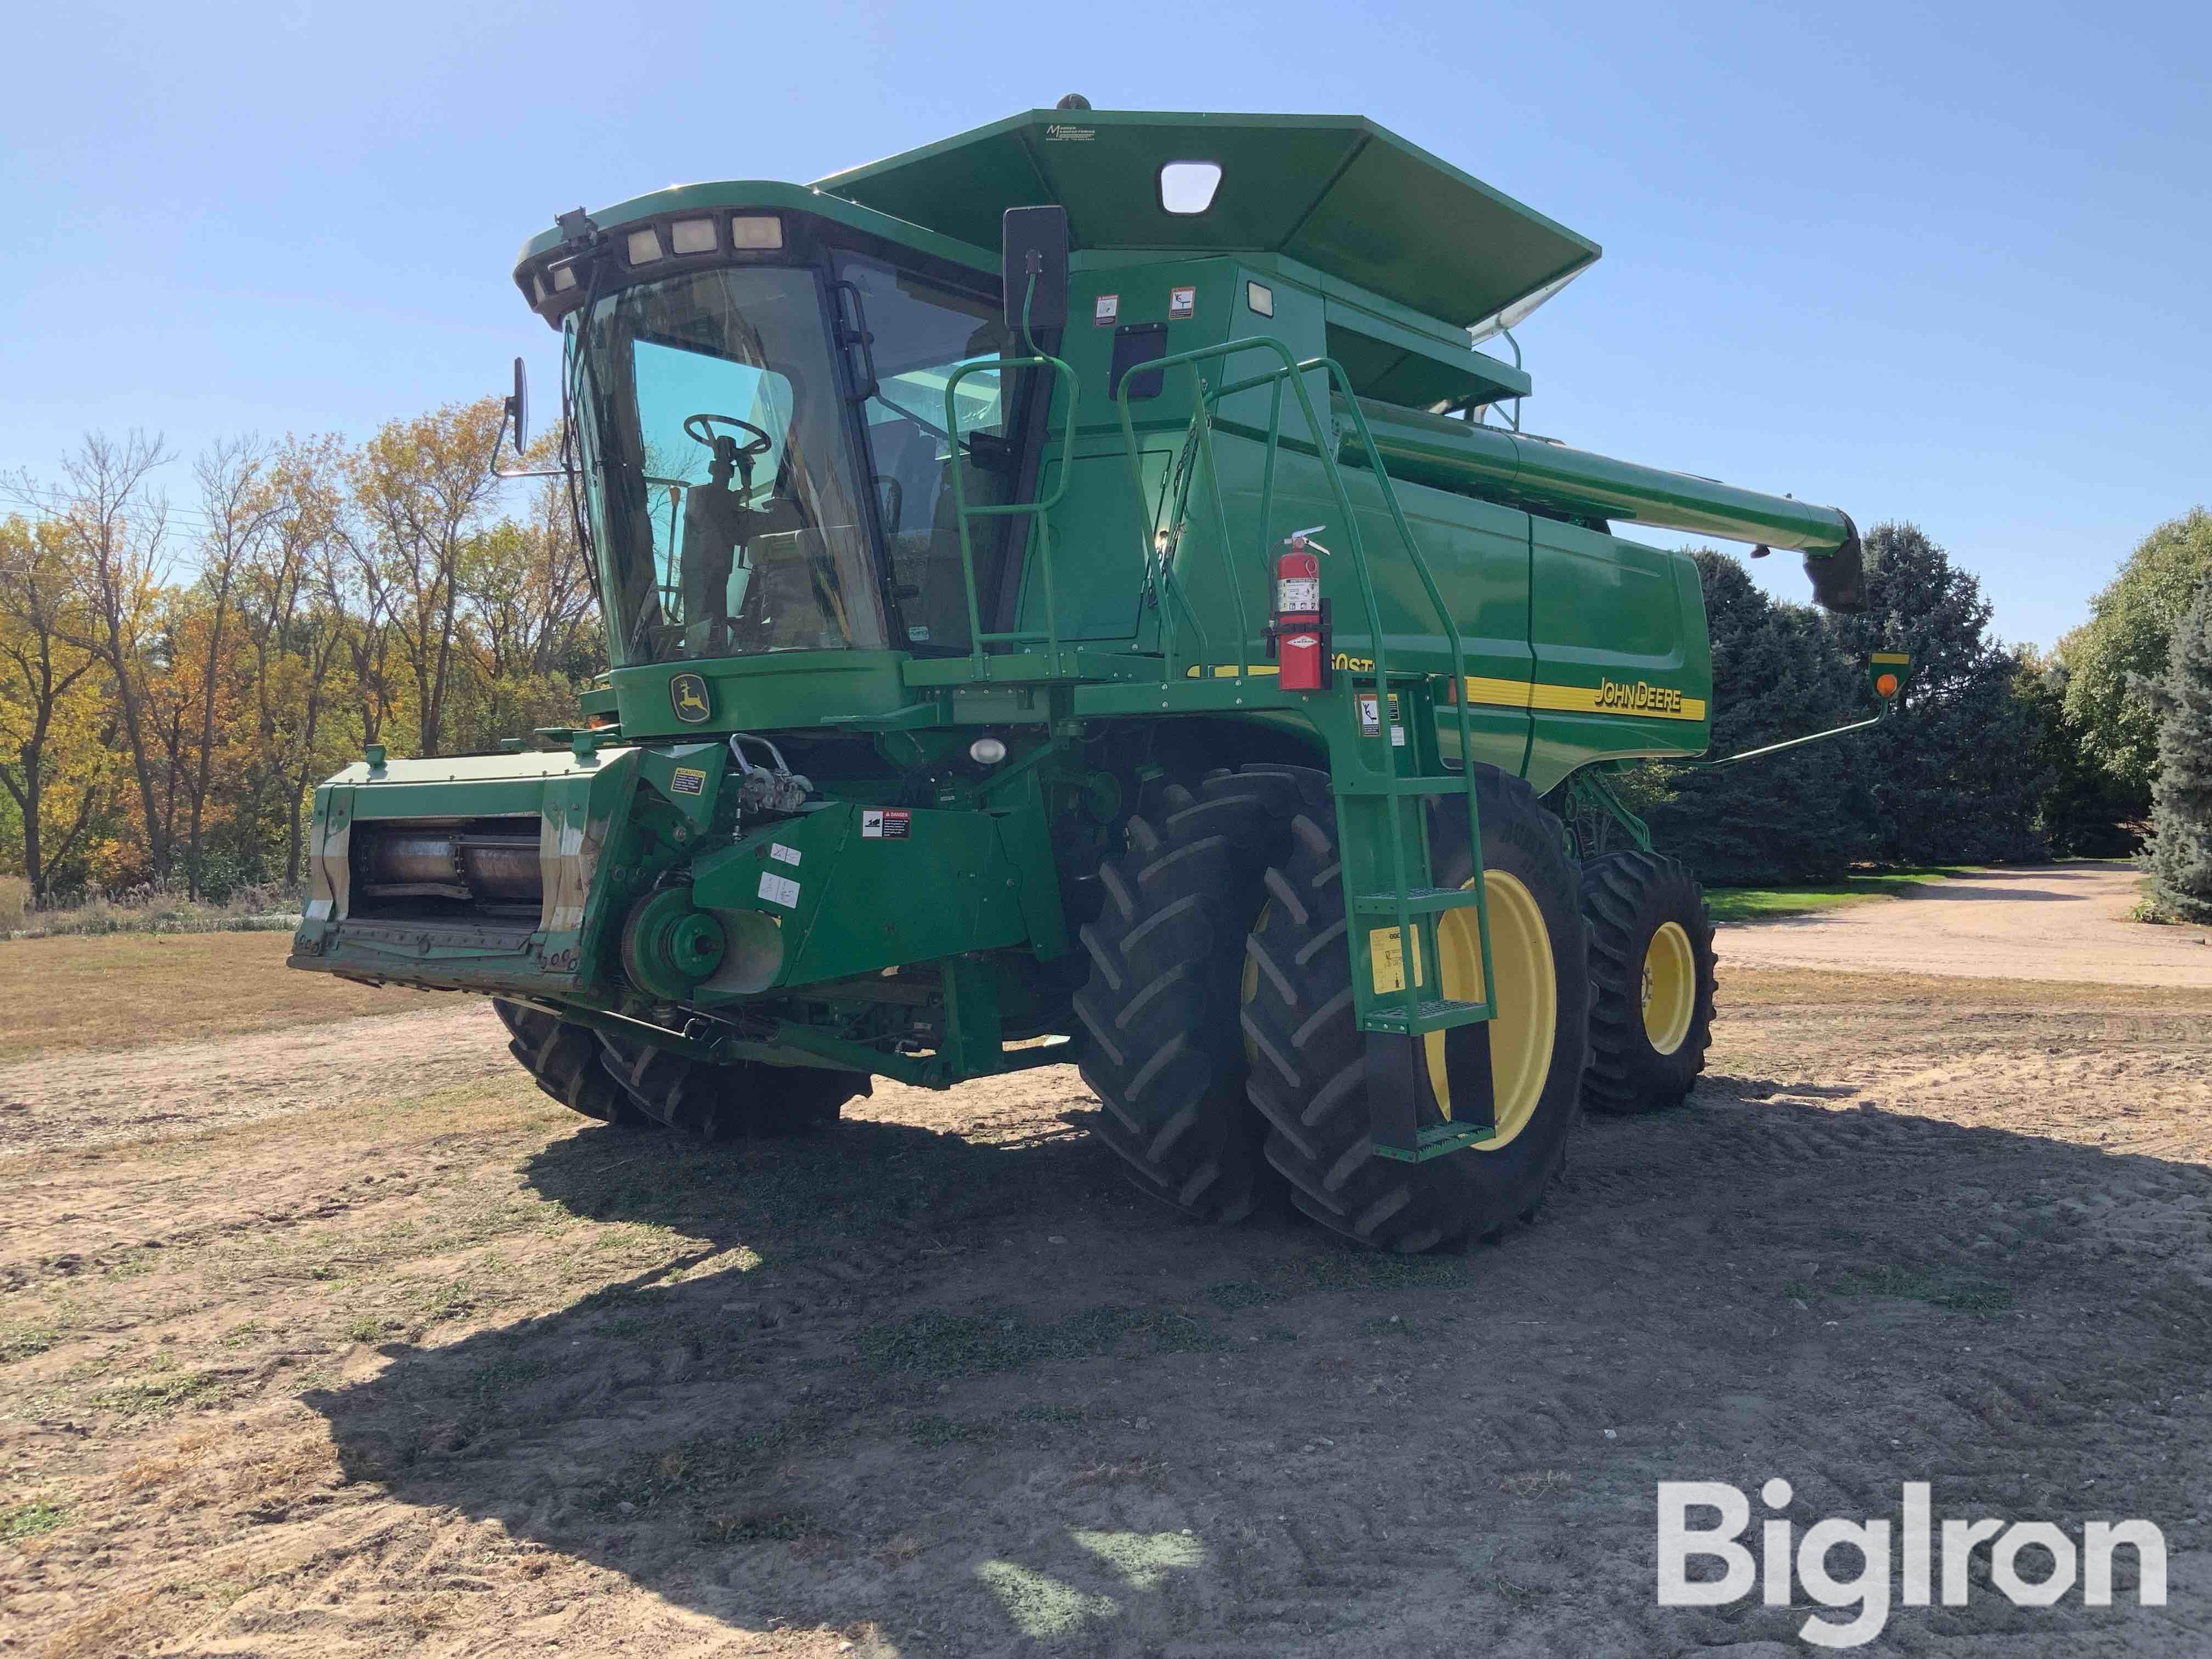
[1425,870,1557,1152]
[1641,919,1696,1056]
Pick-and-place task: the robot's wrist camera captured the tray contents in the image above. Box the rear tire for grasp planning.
[492,999,648,1127]
[1242,770,1590,1252]
[1579,850,1717,1115]
[596,1032,870,1140]
[1074,765,1329,1223]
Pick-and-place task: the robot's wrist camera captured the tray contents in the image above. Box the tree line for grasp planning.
[0,400,600,901]
[1632,515,2211,907]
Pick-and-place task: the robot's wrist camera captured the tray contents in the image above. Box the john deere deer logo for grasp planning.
[669,673,712,724]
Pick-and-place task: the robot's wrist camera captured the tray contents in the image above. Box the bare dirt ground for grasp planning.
[1720,862,2212,987]
[4,938,2211,1655]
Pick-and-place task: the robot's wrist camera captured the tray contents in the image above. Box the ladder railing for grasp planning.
[941,321,1081,681]
[1110,340,1501,1149]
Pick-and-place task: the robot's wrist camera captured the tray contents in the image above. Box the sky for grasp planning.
[2,1,2205,651]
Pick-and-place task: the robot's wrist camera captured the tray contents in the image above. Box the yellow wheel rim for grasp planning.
[1420,871,1556,1152]
[1642,919,1696,1056]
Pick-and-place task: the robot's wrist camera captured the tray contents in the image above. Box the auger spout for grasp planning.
[1341,398,1866,612]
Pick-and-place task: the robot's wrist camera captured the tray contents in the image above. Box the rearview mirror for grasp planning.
[1001,206,1069,336]
[505,357,528,453]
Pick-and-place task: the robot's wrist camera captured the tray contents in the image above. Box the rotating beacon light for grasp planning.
[1269,526,1332,691]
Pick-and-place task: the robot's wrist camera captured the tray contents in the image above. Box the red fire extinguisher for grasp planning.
[1268,527,1332,691]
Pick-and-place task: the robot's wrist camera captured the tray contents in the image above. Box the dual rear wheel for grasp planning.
[1075,766,1720,1251]
[1078,764,1594,1253]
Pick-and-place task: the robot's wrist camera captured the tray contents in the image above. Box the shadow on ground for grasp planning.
[304,1079,2212,1656]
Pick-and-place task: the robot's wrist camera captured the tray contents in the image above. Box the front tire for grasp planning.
[493,999,648,1127]
[596,1032,870,1139]
[1579,850,1717,1115]
[1073,765,1328,1223]
[1241,770,1590,1252]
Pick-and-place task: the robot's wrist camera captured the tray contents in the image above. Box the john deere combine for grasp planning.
[291,104,1891,1252]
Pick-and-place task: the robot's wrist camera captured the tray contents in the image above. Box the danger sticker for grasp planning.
[1094,294,1120,328]
[769,842,801,866]
[1169,285,1196,320]
[861,808,912,840]
[757,871,800,909]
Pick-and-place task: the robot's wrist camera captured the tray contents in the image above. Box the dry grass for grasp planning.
[0,873,30,932]
[1718,961,2212,1011]
[0,931,415,1060]
[3,966,2209,1655]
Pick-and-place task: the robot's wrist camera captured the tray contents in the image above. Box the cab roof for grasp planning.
[815,108,1600,334]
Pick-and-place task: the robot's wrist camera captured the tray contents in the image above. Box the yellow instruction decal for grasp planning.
[1368,927,1426,996]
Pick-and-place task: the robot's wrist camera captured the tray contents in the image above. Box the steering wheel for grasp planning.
[683,413,775,458]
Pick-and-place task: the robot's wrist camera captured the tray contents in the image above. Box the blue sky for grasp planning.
[2,1,2204,649]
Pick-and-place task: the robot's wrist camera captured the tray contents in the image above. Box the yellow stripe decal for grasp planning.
[1522,679,1707,721]
[1187,665,1706,721]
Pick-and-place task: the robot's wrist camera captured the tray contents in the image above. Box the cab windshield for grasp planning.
[572,266,885,663]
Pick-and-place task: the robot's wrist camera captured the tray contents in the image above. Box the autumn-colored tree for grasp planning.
[347,399,504,757]
[7,431,177,884]
[179,438,280,896]
[244,437,358,884]
[0,516,112,896]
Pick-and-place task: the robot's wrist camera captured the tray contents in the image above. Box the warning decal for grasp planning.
[669,766,706,796]
[861,808,912,840]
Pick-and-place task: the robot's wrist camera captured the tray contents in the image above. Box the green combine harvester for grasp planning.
[291,103,1898,1252]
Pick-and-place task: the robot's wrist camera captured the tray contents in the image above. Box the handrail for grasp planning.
[1112,336,1496,1035]
[943,279,1081,680]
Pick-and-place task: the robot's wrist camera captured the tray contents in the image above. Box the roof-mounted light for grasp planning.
[729,215,783,250]
[670,217,718,255]
[626,227,663,266]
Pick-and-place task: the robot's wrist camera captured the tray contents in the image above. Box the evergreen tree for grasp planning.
[1638,552,1874,883]
[2145,579,2212,923]
[1826,523,2049,865]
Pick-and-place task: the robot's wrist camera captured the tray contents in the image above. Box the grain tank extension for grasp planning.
[290,106,1889,1251]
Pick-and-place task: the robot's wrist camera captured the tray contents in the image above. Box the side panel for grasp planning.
[1015,445,1175,643]
[1525,524,1712,791]
[1155,435,1537,776]
[690,802,1032,988]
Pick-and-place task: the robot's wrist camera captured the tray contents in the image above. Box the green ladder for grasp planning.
[1120,341,1505,1162]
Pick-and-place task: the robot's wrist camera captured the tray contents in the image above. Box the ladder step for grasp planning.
[1352,885,1482,916]
[1371,1122,1498,1163]
[1361,997,1493,1036]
